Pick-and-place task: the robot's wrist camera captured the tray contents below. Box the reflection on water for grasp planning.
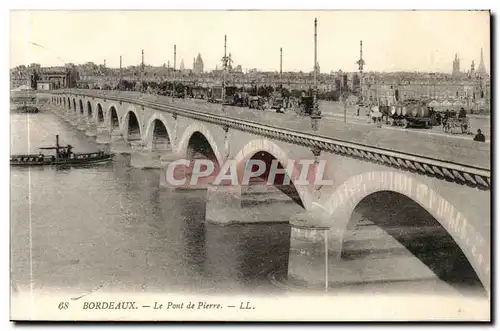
[10,111,488,300]
[10,112,289,295]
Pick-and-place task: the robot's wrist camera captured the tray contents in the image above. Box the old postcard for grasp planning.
[9,10,491,321]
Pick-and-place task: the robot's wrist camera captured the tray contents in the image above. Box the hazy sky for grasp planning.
[10,10,490,73]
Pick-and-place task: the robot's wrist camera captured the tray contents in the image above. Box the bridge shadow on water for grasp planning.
[174,191,292,292]
[343,191,485,296]
[92,145,483,296]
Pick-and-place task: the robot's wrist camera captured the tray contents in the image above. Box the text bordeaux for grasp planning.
[82,301,138,310]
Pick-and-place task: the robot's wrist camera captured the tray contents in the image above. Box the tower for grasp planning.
[452,53,460,76]
[477,48,487,76]
[194,53,204,74]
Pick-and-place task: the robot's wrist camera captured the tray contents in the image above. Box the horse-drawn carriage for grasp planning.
[442,108,471,135]
[375,99,435,128]
[443,117,470,134]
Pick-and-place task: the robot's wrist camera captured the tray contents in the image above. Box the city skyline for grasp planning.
[10,10,490,73]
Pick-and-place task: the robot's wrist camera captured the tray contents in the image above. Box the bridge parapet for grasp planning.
[52,89,490,191]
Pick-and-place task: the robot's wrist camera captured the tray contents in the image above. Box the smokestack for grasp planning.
[224,35,227,61]
[174,45,177,70]
[119,55,123,83]
[280,47,283,74]
[360,40,363,66]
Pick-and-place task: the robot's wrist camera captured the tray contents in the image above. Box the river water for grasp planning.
[10,109,487,301]
[10,111,292,296]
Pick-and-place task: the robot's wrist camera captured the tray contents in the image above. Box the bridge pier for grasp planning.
[68,113,78,125]
[85,121,98,137]
[69,113,80,125]
[95,124,111,144]
[52,105,68,121]
[129,142,164,169]
[52,106,62,118]
[287,211,346,288]
[76,116,87,131]
[205,184,303,225]
[62,110,73,123]
[109,131,131,154]
[158,151,198,190]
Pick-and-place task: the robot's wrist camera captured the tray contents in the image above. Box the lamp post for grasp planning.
[280,47,283,92]
[222,35,227,112]
[173,45,177,100]
[140,49,144,93]
[324,228,328,292]
[310,18,322,131]
[343,93,347,124]
[356,40,365,104]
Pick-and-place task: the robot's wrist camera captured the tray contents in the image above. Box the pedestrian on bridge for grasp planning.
[473,129,485,142]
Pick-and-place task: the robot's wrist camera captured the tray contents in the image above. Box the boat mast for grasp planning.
[55,135,60,160]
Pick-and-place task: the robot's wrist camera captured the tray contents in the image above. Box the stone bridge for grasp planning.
[48,89,491,293]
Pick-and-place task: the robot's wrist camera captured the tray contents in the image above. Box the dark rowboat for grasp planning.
[10,104,39,114]
[10,135,114,166]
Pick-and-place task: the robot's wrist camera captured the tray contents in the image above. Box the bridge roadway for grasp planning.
[61,89,489,169]
[48,89,491,294]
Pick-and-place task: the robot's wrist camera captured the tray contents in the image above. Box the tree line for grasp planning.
[77,79,353,101]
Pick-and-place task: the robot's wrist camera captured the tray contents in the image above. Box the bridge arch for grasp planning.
[79,99,84,115]
[85,100,93,119]
[323,170,489,292]
[122,107,143,141]
[143,113,173,151]
[234,139,314,210]
[86,101,94,121]
[73,98,77,112]
[95,103,104,123]
[108,105,119,130]
[67,97,71,110]
[177,123,223,166]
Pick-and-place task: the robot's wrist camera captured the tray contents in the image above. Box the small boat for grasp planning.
[10,104,39,113]
[10,135,115,166]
